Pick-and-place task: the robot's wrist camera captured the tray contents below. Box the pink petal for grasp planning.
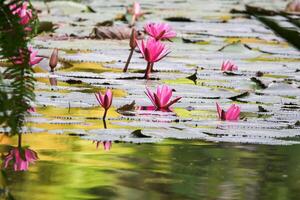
[153,93,162,108]
[160,85,172,107]
[164,96,182,108]
[145,87,156,106]
[216,102,222,119]
[225,104,236,119]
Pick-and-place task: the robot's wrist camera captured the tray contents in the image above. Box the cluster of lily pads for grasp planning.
[95,2,241,122]
[10,1,242,122]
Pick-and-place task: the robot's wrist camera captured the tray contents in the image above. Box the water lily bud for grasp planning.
[129,29,137,49]
[49,48,58,71]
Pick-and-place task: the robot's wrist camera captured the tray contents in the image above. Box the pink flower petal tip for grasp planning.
[221,60,238,72]
[145,85,181,109]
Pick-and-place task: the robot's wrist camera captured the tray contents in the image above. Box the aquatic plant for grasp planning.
[221,60,238,71]
[0,0,39,136]
[136,38,170,79]
[145,85,181,110]
[95,89,113,120]
[286,0,300,12]
[10,2,32,25]
[94,141,112,151]
[27,106,36,113]
[123,29,137,72]
[127,2,142,25]
[12,47,43,66]
[3,147,38,171]
[49,48,58,72]
[144,22,176,41]
[216,102,240,121]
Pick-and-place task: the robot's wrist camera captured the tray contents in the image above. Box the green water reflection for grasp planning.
[2,134,300,200]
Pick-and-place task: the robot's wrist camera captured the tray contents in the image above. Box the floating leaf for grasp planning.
[164,17,194,22]
[258,105,269,112]
[117,101,136,114]
[95,20,113,27]
[37,21,57,34]
[130,129,151,138]
[251,77,268,89]
[228,92,250,101]
[90,26,137,40]
[186,69,198,84]
[65,79,82,84]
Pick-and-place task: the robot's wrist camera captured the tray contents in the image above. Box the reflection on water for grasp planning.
[3,146,38,172]
[1,133,300,200]
[93,140,112,151]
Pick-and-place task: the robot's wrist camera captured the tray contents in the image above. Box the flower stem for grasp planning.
[18,133,22,148]
[130,15,136,26]
[150,63,154,72]
[103,119,107,129]
[103,109,108,120]
[123,48,134,72]
[144,62,152,79]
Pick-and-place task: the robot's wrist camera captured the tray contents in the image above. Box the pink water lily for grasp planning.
[94,141,112,151]
[286,0,300,12]
[221,60,238,71]
[132,2,142,17]
[3,147,38,171]
[29,47,43,66]
[95,89,113,120]
[216,102,240,121]
[136,37,170,79]
[10,2,33,25]
[128,2,142,25]
[27,106,36,113]
[145,85,181,109]
[12,47,43,66]
[144,22,176,41]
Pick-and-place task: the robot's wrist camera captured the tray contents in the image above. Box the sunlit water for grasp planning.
[2,134,300,200]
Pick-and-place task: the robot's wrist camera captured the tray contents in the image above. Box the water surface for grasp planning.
[3,134,300,200]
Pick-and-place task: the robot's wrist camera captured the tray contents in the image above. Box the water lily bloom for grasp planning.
[286,0,300,12]
[49,48,58,72]
[27,106,36,113]
[29,47,43,66]
[144,22,176,41]
[136,38,170,79]
[3,147,38,171]
[221,60,238,71]
[145,85,182,109]
[128,2,142,25]
[12,47,43,66]
[95,89,113,120]
[216,102,240,121]
[10,2,33,25]
[94,141,112,151]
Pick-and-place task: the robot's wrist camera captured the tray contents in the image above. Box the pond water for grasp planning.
[2,134,300,200]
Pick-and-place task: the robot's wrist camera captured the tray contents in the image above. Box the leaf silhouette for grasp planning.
[90,26,144,40]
